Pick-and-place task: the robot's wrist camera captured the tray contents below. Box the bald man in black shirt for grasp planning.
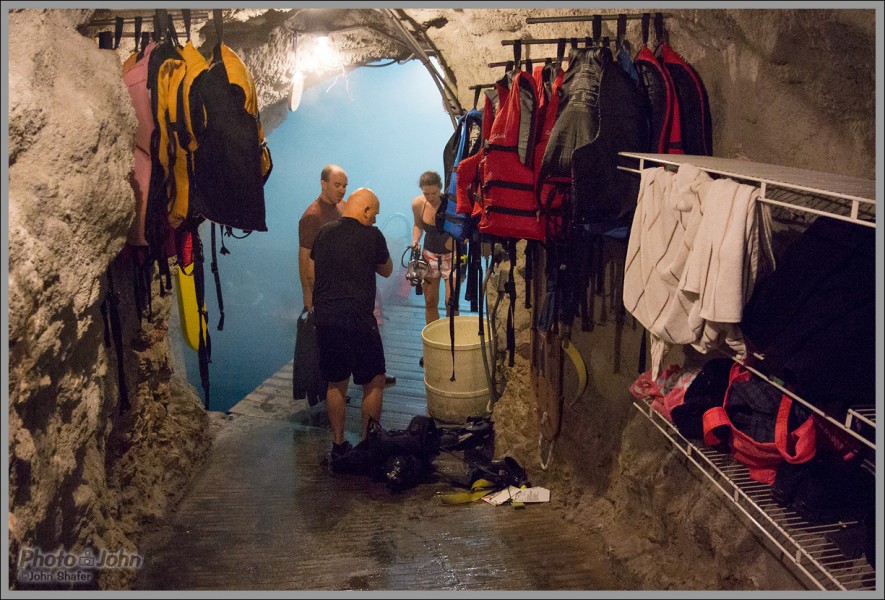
[311,188,393,459]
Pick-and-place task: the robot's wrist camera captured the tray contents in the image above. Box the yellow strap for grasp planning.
[439,479,498,505]
[562,338,587,403]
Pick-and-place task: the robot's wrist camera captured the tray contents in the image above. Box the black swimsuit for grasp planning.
[421,200,451,254]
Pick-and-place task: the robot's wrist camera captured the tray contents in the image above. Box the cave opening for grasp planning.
[171,60,454,412]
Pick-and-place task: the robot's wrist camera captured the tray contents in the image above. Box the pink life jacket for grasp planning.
[123,42,157,247]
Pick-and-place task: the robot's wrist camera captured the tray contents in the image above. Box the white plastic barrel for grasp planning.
[422,316,491,423]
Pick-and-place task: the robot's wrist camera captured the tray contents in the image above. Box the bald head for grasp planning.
[319,164,348,205]
[342,188,380,226]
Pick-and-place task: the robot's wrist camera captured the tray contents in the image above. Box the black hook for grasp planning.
[133,16,142,51]
[654,12,665,47]
[182,8,191,41]
[114,16,123,49]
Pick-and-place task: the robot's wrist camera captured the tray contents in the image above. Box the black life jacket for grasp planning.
[659,43,713,156]
[570,49,650,235]
[539,47,615,240]
[634,42,680,154]
[190,42,271,232]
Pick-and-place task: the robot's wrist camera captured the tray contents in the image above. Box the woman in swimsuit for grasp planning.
[410,171,456,334]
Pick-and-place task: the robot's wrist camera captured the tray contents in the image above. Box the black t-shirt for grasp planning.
[311,217,390,331]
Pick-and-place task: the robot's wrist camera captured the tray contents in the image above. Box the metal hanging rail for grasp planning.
[88,10,211,28]
[617,153,876,228]
[525,13,654,25]
[632,397,875,591]
[502,37,595,46]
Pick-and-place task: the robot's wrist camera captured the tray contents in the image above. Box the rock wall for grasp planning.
[7,10,211,589]
[410,7,875,178]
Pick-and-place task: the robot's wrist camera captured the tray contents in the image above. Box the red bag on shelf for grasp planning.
[702,363,816,484]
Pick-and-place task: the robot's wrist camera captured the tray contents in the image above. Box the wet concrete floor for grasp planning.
[135,297,626,591]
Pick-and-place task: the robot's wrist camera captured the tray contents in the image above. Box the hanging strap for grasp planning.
[641,13,650,46]
[105,268,130,413]
[448,242,464,382]
[192,224,212,409]
[524,240,535,310]
[505,241,517,367]
[210,223,226,331]
[617,14,626,46]
[592,15,601,45]
[133,16,142,52]
[512,40,522,71]
[556,39,566,66]
[153,9,165,42]
[214,9,225,43]
[182,8,192,41]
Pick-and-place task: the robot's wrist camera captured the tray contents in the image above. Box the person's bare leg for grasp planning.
[423,276,440,324]
[360,374,385,438]
[326,379,349,444]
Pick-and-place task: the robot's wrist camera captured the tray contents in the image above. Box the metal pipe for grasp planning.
[381,8,459,128]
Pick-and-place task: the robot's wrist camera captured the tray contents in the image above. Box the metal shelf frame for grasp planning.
[633,399,875,591]
[618,152,878,450]
[619,153,878,592]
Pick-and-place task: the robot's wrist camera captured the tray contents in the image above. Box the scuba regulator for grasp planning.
[402,245,429,295]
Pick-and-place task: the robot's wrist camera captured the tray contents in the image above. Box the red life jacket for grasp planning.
[533,60,569,239]
[455,89,497,218]
[124,41,175,256]
[479,70,542,240]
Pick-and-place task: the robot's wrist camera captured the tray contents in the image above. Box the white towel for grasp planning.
[623,165,711,376]
[623,164,774,376]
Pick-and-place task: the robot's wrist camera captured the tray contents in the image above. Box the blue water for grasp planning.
[177,61,454,412]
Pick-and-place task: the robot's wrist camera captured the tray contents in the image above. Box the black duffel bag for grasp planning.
[293,308,326,406]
